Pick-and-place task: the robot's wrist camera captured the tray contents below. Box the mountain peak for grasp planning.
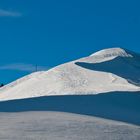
[0,47,140,101]
[90,48,133,58]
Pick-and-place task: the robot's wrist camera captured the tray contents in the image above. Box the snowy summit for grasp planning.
[0,47,140,101]
[90,47,132,57]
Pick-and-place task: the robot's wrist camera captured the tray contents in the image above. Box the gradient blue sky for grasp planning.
[0,0,140,84]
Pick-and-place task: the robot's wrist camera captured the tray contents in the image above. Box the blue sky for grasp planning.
[0,0,140,84]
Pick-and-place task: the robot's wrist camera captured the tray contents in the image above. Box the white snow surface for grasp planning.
[0,111,139,140]
[90,47,132,57]
[0,47,140,101]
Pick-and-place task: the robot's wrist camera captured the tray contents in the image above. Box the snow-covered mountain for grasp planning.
[0,47,140,101]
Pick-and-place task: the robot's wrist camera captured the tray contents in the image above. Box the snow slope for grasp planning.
[0,111,139,140]
[0,47,140,101]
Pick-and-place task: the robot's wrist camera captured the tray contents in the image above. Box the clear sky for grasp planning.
[0,0,140,84]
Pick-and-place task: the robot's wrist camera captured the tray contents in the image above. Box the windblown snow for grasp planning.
[0,111,139,140]
[0,47,140,101]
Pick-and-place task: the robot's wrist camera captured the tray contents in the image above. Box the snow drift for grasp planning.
[0,111,139,140]
[0,91,140,125]
[0,47,140,101]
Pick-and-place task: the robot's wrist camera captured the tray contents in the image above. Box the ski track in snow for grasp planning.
[0,47,140,101]
[0,48,140,139]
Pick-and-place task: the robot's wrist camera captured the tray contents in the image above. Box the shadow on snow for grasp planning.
[0,91,140,125]
[75,56,140,86]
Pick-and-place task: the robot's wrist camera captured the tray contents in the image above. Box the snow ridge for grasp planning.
[0,47,140,101]
[90,48,133,58]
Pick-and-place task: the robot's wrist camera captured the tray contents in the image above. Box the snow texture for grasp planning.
[0,111,139,140]
[0,92,139,125]
[0,48,140,139]
[0,47,140,101]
